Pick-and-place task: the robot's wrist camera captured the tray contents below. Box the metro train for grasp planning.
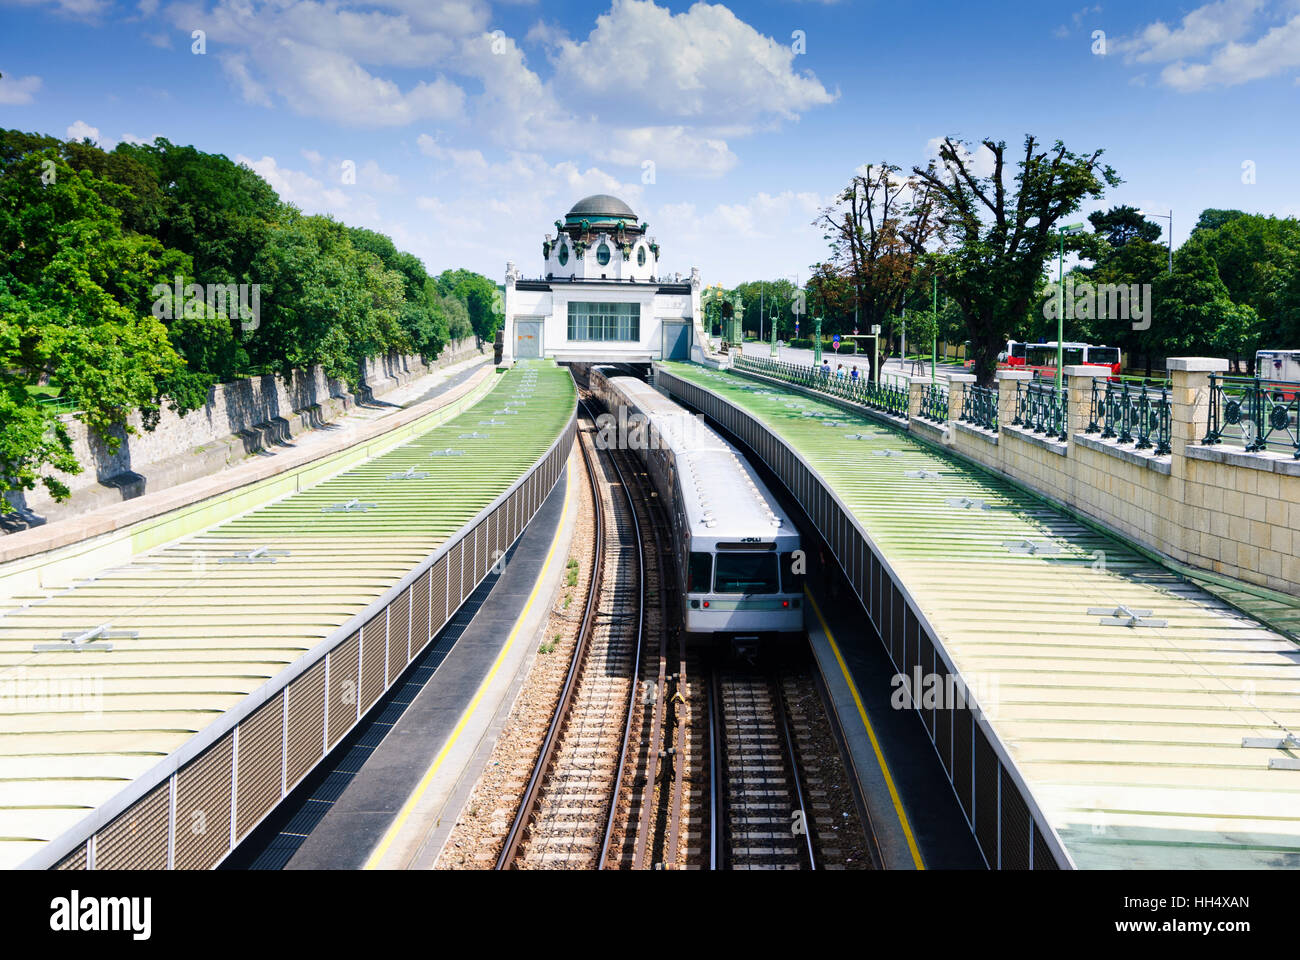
[589,366,804,644]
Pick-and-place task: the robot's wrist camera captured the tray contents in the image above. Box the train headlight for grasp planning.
[702,600,710,608]
[782,600,789,608]
[690,599,700,609]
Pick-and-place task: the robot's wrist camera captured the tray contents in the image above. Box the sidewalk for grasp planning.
[0,354,492,567]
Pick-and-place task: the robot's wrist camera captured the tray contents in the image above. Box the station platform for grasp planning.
[283,454,576,869]
[657,361,1300,870]
[2,361,576,870]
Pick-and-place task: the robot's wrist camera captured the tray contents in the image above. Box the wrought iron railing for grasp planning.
[919,383,948,422]
[1203,375,1300,459]
[1086,380,1172,455]
[959,384,999,432]
[1014,379,1068,440]
[733,354,908,418]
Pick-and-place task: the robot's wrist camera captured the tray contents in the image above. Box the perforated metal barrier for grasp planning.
[658,368,1070,870]
[48,411,577,871]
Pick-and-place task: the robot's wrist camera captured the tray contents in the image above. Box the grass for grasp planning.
[539,634,560,654]
[566,557,579,587]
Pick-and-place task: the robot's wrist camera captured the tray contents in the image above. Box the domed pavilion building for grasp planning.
[502,194,705,364]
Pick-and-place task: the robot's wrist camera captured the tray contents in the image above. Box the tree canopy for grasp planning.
[0,127,498,513]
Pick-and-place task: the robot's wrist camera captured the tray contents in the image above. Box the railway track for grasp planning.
[495,410,643,869]
[494,369,872,871]
[709,669,816,869]
[601,443,691,869]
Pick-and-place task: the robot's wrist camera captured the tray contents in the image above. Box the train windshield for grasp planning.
[714,552,780,594]
[687,552,712,593]
[780,552,805,593]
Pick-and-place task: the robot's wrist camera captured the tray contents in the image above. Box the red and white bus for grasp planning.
[1022,342,1122,378]
[999,341,1027,367]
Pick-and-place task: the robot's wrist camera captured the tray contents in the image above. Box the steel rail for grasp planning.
[594,407,649,869]
[771,673,818,870]
[495,414,606,870]
[707,667,726,870]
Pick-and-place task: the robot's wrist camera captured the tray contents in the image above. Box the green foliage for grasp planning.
[0,127,498,513]
[1152,241,1261,362]
[436,268,501,340]
[914,135,1121,384]
[1087,205,1162,248]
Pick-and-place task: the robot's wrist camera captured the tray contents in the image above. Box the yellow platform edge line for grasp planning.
[363,444,577,869]
[805,586,926,870]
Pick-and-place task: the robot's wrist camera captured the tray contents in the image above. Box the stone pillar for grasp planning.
[996,369,1032,430]
[907,376,928,420]
[1167,357,1228,475]
[1063,365,1110,442]
[948,373,975,421]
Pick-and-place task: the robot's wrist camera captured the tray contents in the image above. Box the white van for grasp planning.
[1257,350,1300,383]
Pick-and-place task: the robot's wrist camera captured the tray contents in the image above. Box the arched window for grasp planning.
[596,243,611,266]
[637,246,646,266]
[558,244,569,266]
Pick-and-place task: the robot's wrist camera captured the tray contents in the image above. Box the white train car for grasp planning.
[590,367,804,642]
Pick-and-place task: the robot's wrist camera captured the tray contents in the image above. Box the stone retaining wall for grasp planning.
[5,337,486,527]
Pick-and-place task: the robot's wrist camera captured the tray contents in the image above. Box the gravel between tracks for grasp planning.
[434,441,595,869]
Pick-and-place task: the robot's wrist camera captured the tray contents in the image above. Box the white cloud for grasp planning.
[5,0,112,19]
[549,0,836,125]
[119,131,163,145]
[221,54,272,108]
[65,120,101,142]
[1117,0,1265,63]
[236,153,353,212]
[0,73,42,105]
[360,160,400,192]
[157,0,826,175]
[1159,11,1300,89]
[1112,0,1300,89]
[924,136,998,179]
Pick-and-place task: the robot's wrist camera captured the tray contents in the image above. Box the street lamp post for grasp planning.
[931,273,938,386]
[1137,209,1174,274]
[1057,223,1085,401]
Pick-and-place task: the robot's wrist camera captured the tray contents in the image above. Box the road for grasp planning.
[736,341,967,382]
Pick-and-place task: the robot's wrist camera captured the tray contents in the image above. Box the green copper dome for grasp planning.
[566,194,637,222]
[561,192,637,227]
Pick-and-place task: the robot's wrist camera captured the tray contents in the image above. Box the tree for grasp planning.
[1087,205,1161,248]
[1151,241,1261,366]
[1191,209,1247,236]
[0,149,189,510]
[1193,213,1300,359]
[814,162,941,376]
[436,268,502,340]
[912,135,1120,384]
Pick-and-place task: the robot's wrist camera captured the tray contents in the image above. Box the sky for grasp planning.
[1,0,1298,286]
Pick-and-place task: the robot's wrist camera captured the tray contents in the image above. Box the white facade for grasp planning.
[502,194,710,364]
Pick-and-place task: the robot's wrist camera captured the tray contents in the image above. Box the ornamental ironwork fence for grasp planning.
[1203,375,1300,459]
[1085,380,1172,455]
[959,384,999,432]
[1014,379,1068,440]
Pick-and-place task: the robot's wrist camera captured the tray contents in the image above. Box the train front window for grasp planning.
[1089,347,1119,366]
[714,552,779,594]
[780,552,805,594]
[687,552,712,593]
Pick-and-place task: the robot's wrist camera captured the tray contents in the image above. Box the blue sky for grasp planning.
[2,0,1298,285]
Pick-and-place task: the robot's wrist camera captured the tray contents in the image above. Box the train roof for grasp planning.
[601,375,796,543]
